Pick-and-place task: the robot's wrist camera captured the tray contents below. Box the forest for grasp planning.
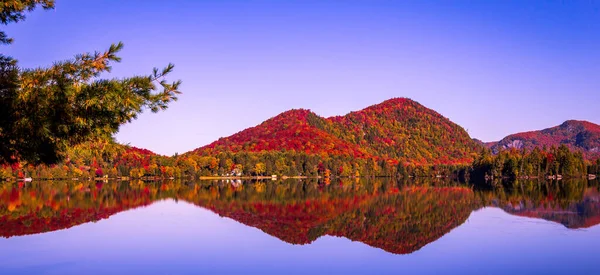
[0,142,467,180]
[471,145,598,180]
[1,140,598,181]
[196,98,481,166]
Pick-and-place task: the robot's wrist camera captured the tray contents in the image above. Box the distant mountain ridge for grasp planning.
[193,98,480,166]
[489,120,600,160]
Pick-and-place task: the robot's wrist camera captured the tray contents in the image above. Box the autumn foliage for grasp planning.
[489,120,600,160]
[2,99,599,180]
[194,98,481,168]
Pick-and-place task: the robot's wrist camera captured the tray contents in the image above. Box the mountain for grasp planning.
[489,120,600,160]
[195,109,370,159]
[193,98,480,166]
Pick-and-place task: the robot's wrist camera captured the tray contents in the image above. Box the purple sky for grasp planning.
[4,0,599,155]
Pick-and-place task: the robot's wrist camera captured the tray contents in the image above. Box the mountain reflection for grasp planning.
[1,179,599,254]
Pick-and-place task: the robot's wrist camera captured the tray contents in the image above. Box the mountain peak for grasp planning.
[379,97,414,105]
[261,108,314,125]
[363,97,416,111]
[559,120,600,132]
[491,120,600,159]
[277,108,313,117]
[192,98,480,165]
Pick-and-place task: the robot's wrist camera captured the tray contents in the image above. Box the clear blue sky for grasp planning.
[4,0,599,155]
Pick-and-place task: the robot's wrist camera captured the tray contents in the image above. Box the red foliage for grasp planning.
[193,98,481,166]
[113,146,157,170]
[95,168,104,177]
[491,120,600,160]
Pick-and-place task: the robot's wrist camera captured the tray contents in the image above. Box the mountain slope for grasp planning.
[320,98,480,165]
[195,109,370,158]
[490,120,600,160]
[193,98,480,165]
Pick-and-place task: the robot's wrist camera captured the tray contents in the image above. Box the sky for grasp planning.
[3,0,599,155]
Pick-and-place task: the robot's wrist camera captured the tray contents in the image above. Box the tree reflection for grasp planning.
[1,178,598,254]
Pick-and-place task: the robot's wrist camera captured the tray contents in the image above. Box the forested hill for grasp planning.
[4,100,600,180]
[193,98,481,166]
[194,109,371,159]
[322,98,480,165]
[489,120,600,160]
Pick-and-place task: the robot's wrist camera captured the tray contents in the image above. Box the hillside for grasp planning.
[193,98,480,166]
[0,141,162,180]
[6,102,599,179]
[196,109,370,159]
[490,120,600,160]
[322,98,480,165]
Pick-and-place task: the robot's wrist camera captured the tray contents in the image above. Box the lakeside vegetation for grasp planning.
[472,145,599,180]
[1,141,598,182]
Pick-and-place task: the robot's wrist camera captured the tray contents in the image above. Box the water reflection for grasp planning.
[475,179,600,229]
[1,178,599,255]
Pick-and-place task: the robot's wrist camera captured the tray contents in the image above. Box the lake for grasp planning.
[1,179,599,274]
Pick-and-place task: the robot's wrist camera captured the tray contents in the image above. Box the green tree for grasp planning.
[0,1,181,165]
[0,1,55,45]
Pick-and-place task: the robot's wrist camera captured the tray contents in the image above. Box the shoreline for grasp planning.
[2,173,598,182]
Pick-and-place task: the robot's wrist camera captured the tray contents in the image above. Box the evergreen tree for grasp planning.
[0,1,181,164]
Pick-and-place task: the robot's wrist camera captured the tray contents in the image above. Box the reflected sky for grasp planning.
[1,197,599,275]
[1,179,600,274]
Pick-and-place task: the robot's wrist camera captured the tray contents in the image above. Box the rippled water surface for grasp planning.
[1,179,599,274]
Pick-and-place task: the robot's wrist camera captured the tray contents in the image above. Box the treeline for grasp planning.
[471,145,599,180]
[1,141,599,181]
[0,142,174,180]
[0,142,468,180]
[177,151,470,179]
[192,151,474,181]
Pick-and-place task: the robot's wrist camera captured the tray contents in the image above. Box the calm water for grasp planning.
[1,179,599,274]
